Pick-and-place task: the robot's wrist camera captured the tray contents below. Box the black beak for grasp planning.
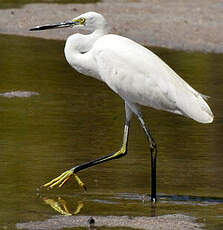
[29,20,76,31]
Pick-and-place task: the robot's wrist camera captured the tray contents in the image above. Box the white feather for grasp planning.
[92,34,213,123]
[65,12,214,124]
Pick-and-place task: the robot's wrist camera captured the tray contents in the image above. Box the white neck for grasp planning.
[64,28,108,80]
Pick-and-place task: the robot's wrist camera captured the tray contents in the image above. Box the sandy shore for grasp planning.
[16,214,204,230]
[0,0,223,53]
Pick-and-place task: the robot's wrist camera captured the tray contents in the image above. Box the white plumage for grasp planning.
[64,12,213,124]
[30,11,214,200]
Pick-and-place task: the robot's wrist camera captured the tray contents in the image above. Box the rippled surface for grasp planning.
[0,0,99,9]
[0,34,222,229]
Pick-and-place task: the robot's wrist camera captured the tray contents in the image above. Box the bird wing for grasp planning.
[92,34,213,123]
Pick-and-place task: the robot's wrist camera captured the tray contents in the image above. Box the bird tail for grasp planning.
[195,95,214,123]
[200,93,210,101]
[178,92,214,124]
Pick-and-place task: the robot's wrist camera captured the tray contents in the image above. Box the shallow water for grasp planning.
[0,0,98,9]
[0,34,222,230]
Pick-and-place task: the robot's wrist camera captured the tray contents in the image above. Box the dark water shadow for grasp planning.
[158,194,223,205]
[38,192,223,218]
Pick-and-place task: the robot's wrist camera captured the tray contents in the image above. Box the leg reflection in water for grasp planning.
[43,197,84,216]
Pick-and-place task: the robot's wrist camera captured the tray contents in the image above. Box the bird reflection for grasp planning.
[43,197,84,216]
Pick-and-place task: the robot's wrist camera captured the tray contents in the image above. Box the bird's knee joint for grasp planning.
[121,149,128,157]
[116,147,128,158]
[119,151,127,158]
[150,141,157,152]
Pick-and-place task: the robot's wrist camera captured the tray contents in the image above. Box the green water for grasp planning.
[0,34,222,230]
[0,0,99,9]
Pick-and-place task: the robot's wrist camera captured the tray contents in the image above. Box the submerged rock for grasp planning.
[0,91,39,98]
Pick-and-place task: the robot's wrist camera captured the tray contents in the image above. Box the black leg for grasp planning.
[43,102,133,190]
[137,114,157,202]
[71,119,130,174]
[123,101,157,202]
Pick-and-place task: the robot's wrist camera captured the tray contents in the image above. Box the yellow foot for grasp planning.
[42,169,87,191]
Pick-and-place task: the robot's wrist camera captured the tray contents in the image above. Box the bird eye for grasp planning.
[79,17,85,24]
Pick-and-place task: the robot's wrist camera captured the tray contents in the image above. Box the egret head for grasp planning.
[30,11,109,33]
[72,12,108,32]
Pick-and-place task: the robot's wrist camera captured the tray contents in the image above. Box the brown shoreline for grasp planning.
[16,214,204,230]
[0,0,223,53]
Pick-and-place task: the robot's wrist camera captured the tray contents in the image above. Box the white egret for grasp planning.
[30,12,214,202]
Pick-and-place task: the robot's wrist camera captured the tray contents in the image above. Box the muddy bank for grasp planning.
[0,0,223,52]
[16,214,204,230]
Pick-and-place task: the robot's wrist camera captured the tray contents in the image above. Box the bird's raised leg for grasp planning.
[125,101,157,202]
[43,103,132,190]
